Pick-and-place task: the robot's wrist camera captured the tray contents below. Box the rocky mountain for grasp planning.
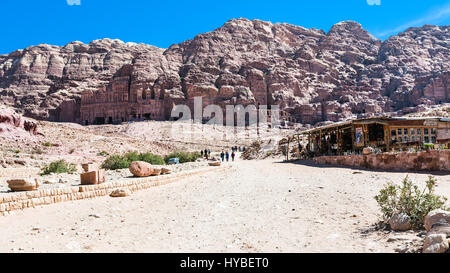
[0,18,448,125]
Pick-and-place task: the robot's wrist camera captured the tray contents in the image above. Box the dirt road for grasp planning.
[0,158,448,253]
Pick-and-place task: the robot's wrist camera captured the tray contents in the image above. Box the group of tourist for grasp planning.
[219,151,235,162]
[231,146,245,153]
[200,149,212,160]
[200,146,248,162]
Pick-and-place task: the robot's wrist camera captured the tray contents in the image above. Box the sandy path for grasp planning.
[0,158,448,253]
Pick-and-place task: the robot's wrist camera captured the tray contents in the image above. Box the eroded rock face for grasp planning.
[0,106,38,139]
[0,39,161,121]
[0,20,449,125]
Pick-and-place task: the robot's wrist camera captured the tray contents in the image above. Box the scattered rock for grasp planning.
[389,213,412,231]
[43,179,57,184]
[387,235,410,242]
[423,234,449,253]
[110,189,131,198]
[394,246,410,253]
[424,209,450,231]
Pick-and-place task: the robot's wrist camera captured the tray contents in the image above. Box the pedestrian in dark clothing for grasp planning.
[201,150,204,158]
[231,152,235,161]
[225,152,229,162]
[220,151,225,162]
[204,149,208,160]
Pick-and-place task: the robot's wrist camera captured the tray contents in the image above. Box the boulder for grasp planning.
[424,209,450,231]
[389,213,412,231]
[208,161,221,167]
[161,168,172,175]
[129,161,154,177]
[427,223,450,237]
[110,189,131,198]
[7,179,39,191]
[422,234,449,253]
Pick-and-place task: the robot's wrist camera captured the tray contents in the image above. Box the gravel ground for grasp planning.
[0,157,448,253]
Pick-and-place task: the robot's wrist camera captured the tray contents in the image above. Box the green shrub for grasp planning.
[375,176,448,229]
[164,151,201,164]
[101,155,130,170]
[101,152,165,170]
[124,152,140,162]
[43,142,53,147]
[139,152,165,165]
[41,160,77,175]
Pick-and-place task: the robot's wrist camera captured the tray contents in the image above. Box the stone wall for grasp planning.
[313,150,450,172]
[0,166,229,216]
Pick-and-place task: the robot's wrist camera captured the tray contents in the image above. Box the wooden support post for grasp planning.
[286,139,290,161]
[319,130,322,154]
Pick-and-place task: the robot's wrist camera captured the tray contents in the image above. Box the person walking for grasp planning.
[231,151,235,161]
[200,150,204,158]
[220,151,225,162]
[225,151,229,162]
[204,149,208,160]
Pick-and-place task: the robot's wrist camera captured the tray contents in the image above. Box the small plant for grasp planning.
[43,142,53,147]
[375,176,448,229]
[40,160,77,175]
[164,151,200,164]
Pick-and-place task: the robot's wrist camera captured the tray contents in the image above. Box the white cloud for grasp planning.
[367,0,381,6]
[375,4,450,38]
[67,0,81,6]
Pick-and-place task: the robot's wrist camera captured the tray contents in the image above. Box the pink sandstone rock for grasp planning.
[129,161,155,177]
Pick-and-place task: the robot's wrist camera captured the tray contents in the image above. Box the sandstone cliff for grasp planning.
[0,19,448,125]
[0,106,38,140]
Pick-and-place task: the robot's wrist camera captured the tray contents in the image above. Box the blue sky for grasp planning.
[0,0,449,54]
